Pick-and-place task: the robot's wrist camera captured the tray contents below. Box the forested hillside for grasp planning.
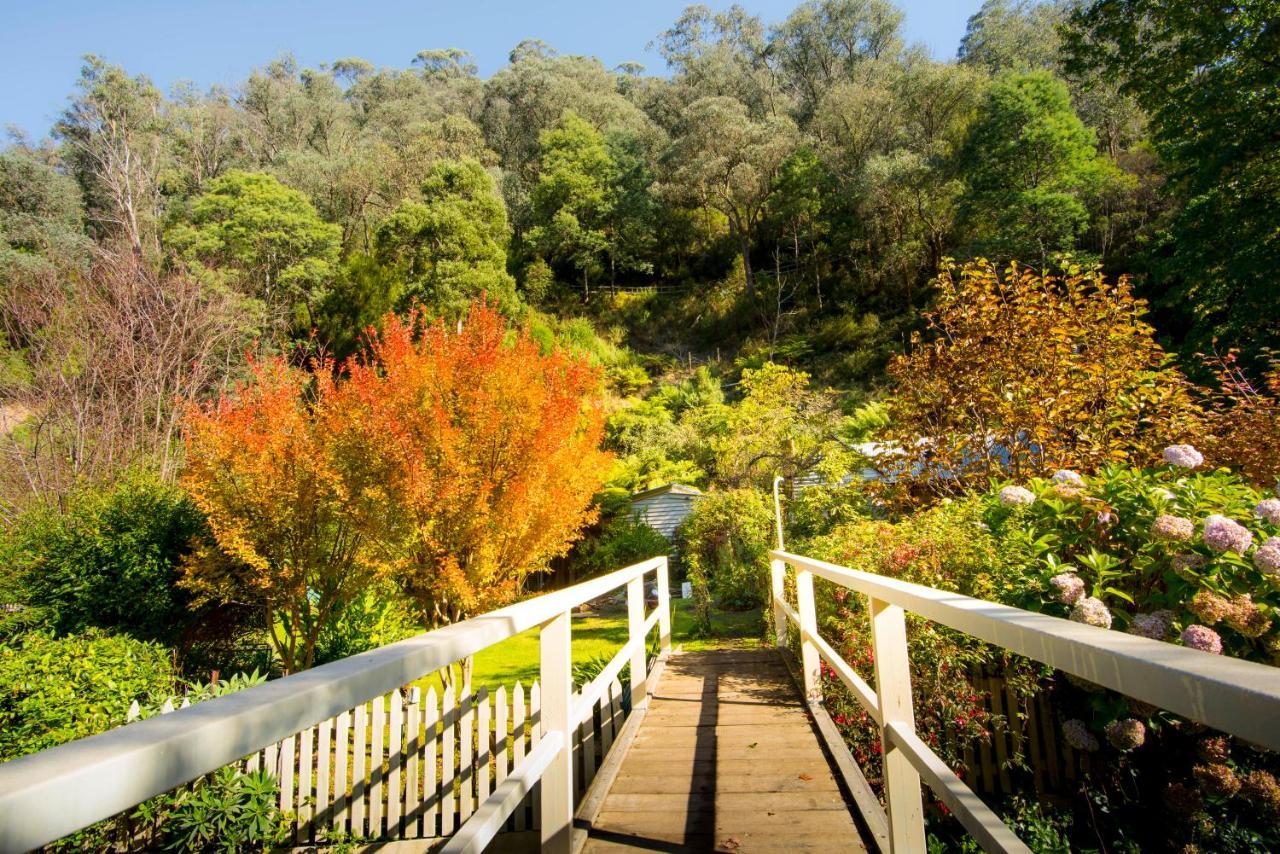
[5,0,1274,515]
[3,0,1280,850]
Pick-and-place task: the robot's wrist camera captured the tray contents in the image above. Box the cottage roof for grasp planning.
[629,483,704,501]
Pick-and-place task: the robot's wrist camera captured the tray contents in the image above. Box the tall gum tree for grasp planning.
[665,96,799,294]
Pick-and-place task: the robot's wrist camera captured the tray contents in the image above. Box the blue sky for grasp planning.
[1,0,983,138]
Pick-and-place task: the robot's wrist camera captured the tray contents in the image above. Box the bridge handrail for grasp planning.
[0,556,672,854]
[769,548,1280,854]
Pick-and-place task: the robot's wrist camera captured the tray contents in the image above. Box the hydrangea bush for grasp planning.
[986,451,1280,664]
[983,448,1280,850]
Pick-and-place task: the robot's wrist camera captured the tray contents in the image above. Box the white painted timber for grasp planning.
[771,549,1280,750]
[0,557,668,853]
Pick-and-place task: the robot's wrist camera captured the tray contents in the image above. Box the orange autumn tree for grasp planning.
[180,357,391,673]
[335,300,611,628]
[881,260,1203,500]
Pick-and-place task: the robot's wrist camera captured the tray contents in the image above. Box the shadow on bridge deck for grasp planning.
[579,648,869,853]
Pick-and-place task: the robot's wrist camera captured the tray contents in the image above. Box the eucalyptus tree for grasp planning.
[654,4,779,118]
[529,112,614,293]
[480,44,657,239]
[0,149,91,284]
[770,0,905,124]
[54,55,167,260]
[165,170,341,328]
[374,158,517,317]
[664,96,799,295]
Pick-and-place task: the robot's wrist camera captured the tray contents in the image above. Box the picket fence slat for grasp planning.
[530,680,541,826]
[279,734,295,822]
[333,710,350,832]
[494,685,509,797]
[477,687,491,810]
[352,701,368,836]
[459,689,474,823]
[241,669,628,845]
[424,686,439,837]
[316,717,332,832]
[372,693,387,837]
[512,682,527,832]
[440,684,456,835]
[388,689,404,835]
[297,725,314,842]
[405,687,421,839]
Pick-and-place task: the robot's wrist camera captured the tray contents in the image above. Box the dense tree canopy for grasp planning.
[1066,0,1280,362]
[166,170,341,327]
[375,158,517,315]
[958,71,1117,265]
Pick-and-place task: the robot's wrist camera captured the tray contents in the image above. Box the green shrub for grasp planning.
[522,257,555,304]
[137,767,290,852]
[677,489,773,633]
[0,630,174,760]
[985,459,1280,662]
[314,583,420,665]
[0,474,210,648]
[574,516,669,579]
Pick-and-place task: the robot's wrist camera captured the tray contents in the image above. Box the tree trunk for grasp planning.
[740,234,755,296]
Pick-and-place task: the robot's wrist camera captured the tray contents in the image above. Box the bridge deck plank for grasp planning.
[582,648,869,853]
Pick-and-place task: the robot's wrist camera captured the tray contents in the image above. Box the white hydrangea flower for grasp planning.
[1162,444,1204,469]
[1052,469,1085,487]
[1070,596,1113,629]
[999,485,1035,508]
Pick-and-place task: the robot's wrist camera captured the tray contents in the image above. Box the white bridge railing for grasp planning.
[0,557,671,854]
[769,549,1280,854]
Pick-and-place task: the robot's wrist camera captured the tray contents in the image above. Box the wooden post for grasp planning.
[770,557,788,649]
[796,568,821,702]
[626,575,647,709]
[540,610,573,854]
[869,596,925,853]
[656,557,672,654]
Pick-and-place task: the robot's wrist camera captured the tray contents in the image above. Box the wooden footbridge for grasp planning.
[3,553,1280,854]
[581,648,866,853]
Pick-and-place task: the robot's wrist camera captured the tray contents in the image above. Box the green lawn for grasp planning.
[415,598,765,695]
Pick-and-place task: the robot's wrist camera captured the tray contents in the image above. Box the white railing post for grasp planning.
[796,567,821,702]
[656,557,672,654]
[770,557,788,648]
[626,573,647,708]
[539,609,573,854]
[869,596,925,853]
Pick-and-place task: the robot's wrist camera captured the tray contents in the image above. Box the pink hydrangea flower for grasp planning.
[999,485,1035,508]
[1202,514,1253,554]
[1049,572,1086,604]
[1151,514,1195,542]
[1254,498,1280,525]
[1181,624,1223,654]
[1052,470,1085,487]
[1162,444,1204,469]
[1254,537,1280,577]
[1128,611,1173,640]
[1070,596,1113,629]
[1105,718,1147,751]
[1062,719,1099,752]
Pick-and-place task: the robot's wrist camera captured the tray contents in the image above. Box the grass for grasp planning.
[414,598,765,695]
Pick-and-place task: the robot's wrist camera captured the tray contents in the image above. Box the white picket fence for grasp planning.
[237,676,627,845]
